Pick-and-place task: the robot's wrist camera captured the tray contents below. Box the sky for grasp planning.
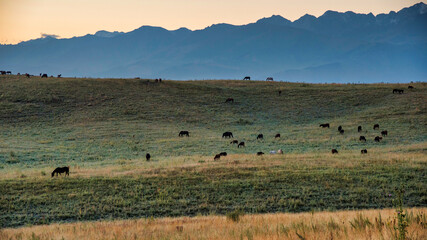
[0,0,423,44]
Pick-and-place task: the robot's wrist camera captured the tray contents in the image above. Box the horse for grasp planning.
[275,133,280,138]
[338,126,342,131]
[358,126,362,132]
[257,134,263,140]
[57,74,62,78]
[230,140,238,144]
[219,152,227,157]
[319,123,330,128]
[214,154,221,161]
[278,90,282,96]
[25,73,30,78]
[393,89,404,94]
[408,86,414,89]
[277,149,283,154]
[243,76,250,80]
[146,153,151,161]
[331,149,338,154]
[238,142,245,148]
[373,124,379,130]
[266,77,273,81]
[51,166,69,177]
[361,149,368,154]
[359,136,366,142]
[41,73,48,78]
[222,132,233,138]
[339,129,344,134]
[179,131,189,137]
[257,152,264,156]
[381,130,388,136]
[225,98,234,103]
[374,136,382,142]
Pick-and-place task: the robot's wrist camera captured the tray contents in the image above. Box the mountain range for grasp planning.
[1,2,426,82]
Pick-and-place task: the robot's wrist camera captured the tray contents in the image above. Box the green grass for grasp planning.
[0,75,426,227]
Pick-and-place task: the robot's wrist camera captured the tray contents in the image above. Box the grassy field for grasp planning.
[0,75,426,229]
[1,208,426,240]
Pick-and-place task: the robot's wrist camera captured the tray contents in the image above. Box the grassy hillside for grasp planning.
[0,75,426,228]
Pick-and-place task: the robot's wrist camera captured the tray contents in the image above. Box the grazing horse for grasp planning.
[359,136,366,142]
[257,152,264,156]
[51,166,69,177]
[214,154,221,161]
[373,124,379,130]
[230,140,238,144]
[179,131,190,137]
[339,129,344,134]
[57,74,62,78]
[238,142,245,148]
[6,71,11,75]
[0,71,6,75]
[146,153,151,161]
[41,73,48,78]
[257,134,263,140]
[374,136,382,142]
[319,123,330,128]
[338,126,342,131]
[278,90,282,96]
[275,133,280,138]
[361,149,368,154]
[225,98,234,103]
[331,149,338,154]
[393,89,404,94]
[219,152,227,157]
[266,77,274,81]
[243,76,250,80]
[358,126,362,132]
[408,86,414,89]
[222,132,233,138]
[381,130,388,136]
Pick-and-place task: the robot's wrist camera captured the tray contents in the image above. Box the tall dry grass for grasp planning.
[1,208,425,240]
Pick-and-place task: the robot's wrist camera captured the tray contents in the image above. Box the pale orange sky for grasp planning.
[0,0,423,44]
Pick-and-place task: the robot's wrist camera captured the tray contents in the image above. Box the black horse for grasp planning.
[257,152,264,156]
[373,124,379,130]
[146,153,151,161]
[257,134,263,140]
[381,130,388,136]
[275,133,281,138]
[41,73,48,78]
[51,166,69,177]
[361,149,368,154]
[359,136,367,142]
[331,149,338,154]
[319,123,330,128]
[243,76,251,80]
[358,126,362,132]
[179,131,190,137]
[225,98,234,103]
[222,132,233,138]
[238,142,245,148]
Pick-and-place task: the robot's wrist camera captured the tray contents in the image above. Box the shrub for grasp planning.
[226,209,243,222]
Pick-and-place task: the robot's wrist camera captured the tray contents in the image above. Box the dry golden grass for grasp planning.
[1,208,425,240]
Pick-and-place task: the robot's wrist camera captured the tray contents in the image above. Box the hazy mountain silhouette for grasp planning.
[1,2,426,82]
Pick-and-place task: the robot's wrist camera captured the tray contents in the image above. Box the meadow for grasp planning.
[0,75,426,232]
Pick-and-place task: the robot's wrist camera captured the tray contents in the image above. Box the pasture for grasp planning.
[0,75,426,229]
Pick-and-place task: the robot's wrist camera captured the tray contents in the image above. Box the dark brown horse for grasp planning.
[359,136,366,142]
[214,154,221,161]
[358,126,362,132]
[257,134,263,140]
[257,152,264,156]
[230,140,238,144]
[238,142,245,148]
[219,152,227,156]
[331,149,338,154]
[361,149,368,154]
[146,153,151,161]
[373,124,379,130]
[275,133,280,138]
[225,98,234,103]
[51,166,69,177]
[381,130,388,136]
[319,123,330,128]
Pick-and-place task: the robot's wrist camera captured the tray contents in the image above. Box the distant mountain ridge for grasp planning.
[1,2,426,82]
